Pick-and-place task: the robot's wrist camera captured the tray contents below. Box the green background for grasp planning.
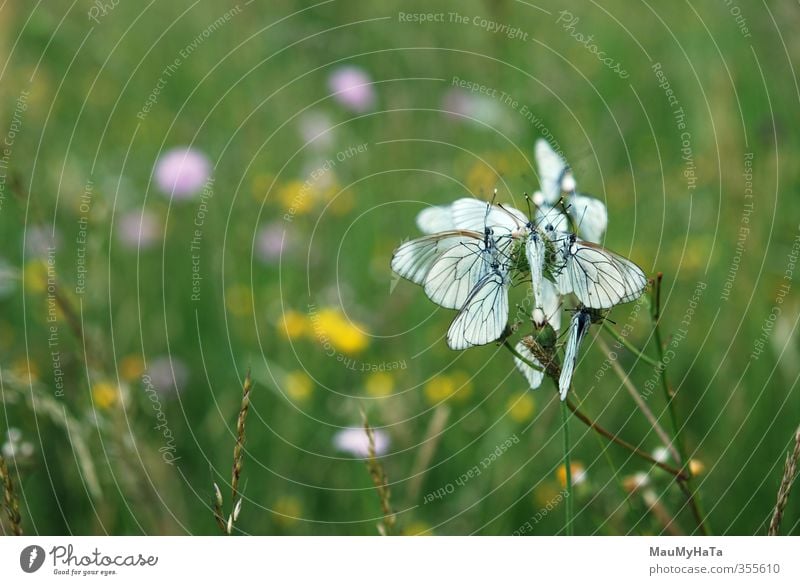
[0,0,797,535]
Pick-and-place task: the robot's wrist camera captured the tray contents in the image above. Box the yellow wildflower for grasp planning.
[23,261,48,294]
[272,496,302,527]
[119,355,144,381]
[556,461,587,488]
[279,310,308,339]
[507,391,535,423]
[365,372,394,397]
[424,375,456,404]
[278,180,313,215]
[311,307,368,354]
[92,381,119,409]
[689,459,705,476]
[403,521,433,536]
[424,372,472,404]
[285,370,313,402]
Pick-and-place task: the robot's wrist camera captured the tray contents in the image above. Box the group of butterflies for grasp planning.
[391,139,648,400]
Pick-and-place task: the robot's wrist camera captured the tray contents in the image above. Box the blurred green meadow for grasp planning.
[0,0,798,535]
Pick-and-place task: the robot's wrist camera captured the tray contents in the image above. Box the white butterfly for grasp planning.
[428,200,524,348]
[401,198,524,310]
[449,197,528,237]
[532,278,562,332]
[391,230,483,287]
[568,193,608,245]
[416,204,456,234]
[446,264,510,350]
[534,139,608,244]
[535,202,570,234]
[395,205,516,348]
[415,197,528,237]
[424,226,511,309]
[553,232,647,309]
[513,339,544,391]
[558,307,594,400]
[523,211,566,331]
[535,139,571,206]
[525,228,546,320]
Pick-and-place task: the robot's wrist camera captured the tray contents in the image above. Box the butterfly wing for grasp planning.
[416,204,456,234]
[568,193,607,244]
[612,253,648,303]
[532,278,562,332]
[536,205,570,233]
[424,241,492,309]
[447,270,509,350]
[562,239,646,308]
[450,197,526,235]
[391,230,481,285]
[558,310,591,400]
[548,231,574,296]
[535,139,569,205]
[526,231,546,312]
[513,340,544,390]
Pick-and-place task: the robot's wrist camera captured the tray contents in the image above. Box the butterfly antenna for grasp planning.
[496,202,525,231]
[480,197,493,236]
[575,202,589,234]
[554,196,578,233]
[524,193,534,222]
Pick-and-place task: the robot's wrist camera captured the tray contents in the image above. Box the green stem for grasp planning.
[589,431,644,534]
[602,322,661,368]
[650,274,711,535]
[564,397,686,479]
[503,339,544,373]
[652,325,684,459]
[560,400,574,536]
[504,340,687,480]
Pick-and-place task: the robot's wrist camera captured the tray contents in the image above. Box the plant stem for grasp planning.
[0,456,22,536]
[650,273,711,535]
[595,336,681,463]
[601,321,660,368]
[564,398,687,479]
[213,370,253,535]
[650,274,682,452]
[363,413,395,535]
[560,401,574,536]
[768,424,800,535]
[504,340,687,480]
[503,339,544,373]
[652,325,685,460]
[231,370,253,505]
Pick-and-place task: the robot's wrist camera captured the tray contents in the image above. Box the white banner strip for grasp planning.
[1,536,798,583]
